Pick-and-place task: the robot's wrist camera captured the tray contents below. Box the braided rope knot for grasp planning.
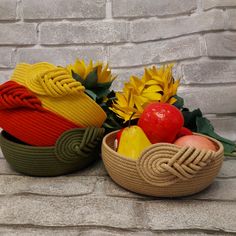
[55,127,105,164]
[0,81,42,110]
[26,67,85,97]
[136,144,216,187]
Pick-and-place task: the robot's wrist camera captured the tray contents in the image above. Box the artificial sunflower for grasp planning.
[110,64,180,122]
[67,59,116,101]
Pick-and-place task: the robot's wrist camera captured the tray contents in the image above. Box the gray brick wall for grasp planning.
[0,0,236,140]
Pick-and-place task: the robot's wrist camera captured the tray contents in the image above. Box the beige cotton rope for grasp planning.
[102,131,224,197]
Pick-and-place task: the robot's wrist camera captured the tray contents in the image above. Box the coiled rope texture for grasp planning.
[0,81,80,146]
[0,127,105,176]
[11,63,107,127]
[102,131,224,197]
[136,145,215,187]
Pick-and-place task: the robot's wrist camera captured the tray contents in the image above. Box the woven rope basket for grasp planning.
[0,127,104,177]
[102,131,224,197]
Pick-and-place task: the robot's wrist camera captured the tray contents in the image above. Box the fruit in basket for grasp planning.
[174,135,217,151]
[176,127,193,138]
[117,126,151,160]
[114,128,124,150]
[138,102,184,143]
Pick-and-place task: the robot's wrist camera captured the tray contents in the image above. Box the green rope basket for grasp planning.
[0,127,105,177]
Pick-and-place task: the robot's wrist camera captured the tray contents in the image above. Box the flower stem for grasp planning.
[128,112,136,128]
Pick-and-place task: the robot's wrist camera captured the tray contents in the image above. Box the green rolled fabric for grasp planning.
[0,127,105,177]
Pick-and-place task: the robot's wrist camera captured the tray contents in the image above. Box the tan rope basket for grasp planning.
[102,131,224,197]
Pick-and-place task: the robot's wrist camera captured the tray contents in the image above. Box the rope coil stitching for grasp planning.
[0,81,42,110]
[0,127,105,176]
[11,63,107,127]
[136,144,216,187]
[26,67,85,97]
[55,127,105,163]
[102,131,224,197]
[0,81,83,146]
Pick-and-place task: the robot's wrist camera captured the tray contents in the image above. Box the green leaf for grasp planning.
[182,108,202,132]
[96,82,112,90]
[71,70,84,84]
[84,68,98,89]
[85,89,97,101]
[173,95,184,109]
[196,117,236,154]
[95,88,111,99]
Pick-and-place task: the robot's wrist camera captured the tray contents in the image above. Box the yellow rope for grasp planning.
[11,63,107,127]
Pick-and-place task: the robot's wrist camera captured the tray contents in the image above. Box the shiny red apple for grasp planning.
[138,102,184,143]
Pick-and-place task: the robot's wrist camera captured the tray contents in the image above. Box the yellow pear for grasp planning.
[117,126,151,160]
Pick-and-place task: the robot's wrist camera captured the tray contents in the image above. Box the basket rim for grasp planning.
[102,130,224,163]
[0,130,53,150]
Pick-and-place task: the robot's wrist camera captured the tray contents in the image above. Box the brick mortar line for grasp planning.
[0,20,21,23]
[16,0,23,22]
[204,6,236,11]
[180,82,236,88]
[0,224,234,234]
[0,191,235,203]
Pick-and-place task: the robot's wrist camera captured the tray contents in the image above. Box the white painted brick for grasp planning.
[112,67,144,90]
[16,47,105,66]
[178,85,236,114]
[0,23,37,45]
[0,48,13,68]
[188,179,236,201]
[228,9,236,30]
[218,160,236,178]
[108,36,201,67]
[131,10,224,42]
[181,60,236,84]
[0,176,97,196]
[203,0,236,10]
[22,0,106,20]
[205,33,236,57]
[0,196,145,228]
[39,21,128,45]
[146,200,236,231]
[0,70,13,84]
[0,228,157,236]
[112,0,197,18]
[0,0,17,20]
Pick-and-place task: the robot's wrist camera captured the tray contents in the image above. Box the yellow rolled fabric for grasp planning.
[11,62,107,127]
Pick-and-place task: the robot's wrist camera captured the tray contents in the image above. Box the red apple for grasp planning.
[138,102,184,143]
[176,127,193,139]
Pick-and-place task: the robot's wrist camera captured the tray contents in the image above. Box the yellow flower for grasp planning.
[67,59,116,84]
[110,64,180,122]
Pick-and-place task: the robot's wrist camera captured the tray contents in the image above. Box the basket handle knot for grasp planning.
[55,127,105,164]
[136,144,216,187]
[26,67,85,97]
[0,81,42,110]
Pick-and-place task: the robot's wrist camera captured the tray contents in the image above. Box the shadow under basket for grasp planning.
[102,131,224,197]
[0,127,104,177]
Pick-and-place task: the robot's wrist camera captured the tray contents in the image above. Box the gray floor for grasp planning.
[0,154,235,236]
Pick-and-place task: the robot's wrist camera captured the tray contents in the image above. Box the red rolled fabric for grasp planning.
[0,81,82,146]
